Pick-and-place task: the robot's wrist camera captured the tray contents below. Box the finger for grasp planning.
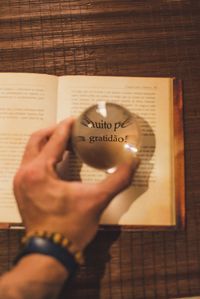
[40,117,75,163]
[21,125,57,165]
[96,157,140,210]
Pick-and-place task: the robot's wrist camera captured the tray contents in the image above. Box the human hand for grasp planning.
[13,118,139,252]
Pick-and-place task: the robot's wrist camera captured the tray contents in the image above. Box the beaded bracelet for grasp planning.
[21,231,84,265]
[14,231,84,275]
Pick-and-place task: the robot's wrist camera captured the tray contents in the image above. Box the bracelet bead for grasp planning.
[14,231,85,276]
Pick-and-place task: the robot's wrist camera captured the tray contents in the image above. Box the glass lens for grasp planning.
[72,102,141,171]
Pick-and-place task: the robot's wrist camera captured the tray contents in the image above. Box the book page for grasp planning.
[0,73,58,223]
[57,76,175,226]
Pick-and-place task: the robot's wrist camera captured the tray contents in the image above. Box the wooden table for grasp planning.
[0,1,200,298]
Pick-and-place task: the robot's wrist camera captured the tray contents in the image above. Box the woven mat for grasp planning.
[0,1,200,298]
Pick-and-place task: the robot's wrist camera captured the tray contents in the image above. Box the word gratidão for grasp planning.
[89,134,127,143]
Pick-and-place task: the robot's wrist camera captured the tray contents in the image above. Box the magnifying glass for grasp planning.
[71,102,141,173]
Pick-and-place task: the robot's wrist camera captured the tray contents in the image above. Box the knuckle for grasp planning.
[29,130,43,142]
[14,165,44,188]
[32,129,43,137]
[13,167,29,192]
[13,170,24,189]
[26,168,44,185]
[30,131,38,140]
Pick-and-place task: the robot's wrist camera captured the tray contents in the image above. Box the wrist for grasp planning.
[16,254,69,280]
[0,255,68,299]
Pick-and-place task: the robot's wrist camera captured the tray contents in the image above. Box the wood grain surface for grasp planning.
[0,1,200,298]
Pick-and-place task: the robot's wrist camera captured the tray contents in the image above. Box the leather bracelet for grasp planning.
[14,236,79,276]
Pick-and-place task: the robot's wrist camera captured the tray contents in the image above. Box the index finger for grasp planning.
[21,125,57,165]
[40,117,75,163]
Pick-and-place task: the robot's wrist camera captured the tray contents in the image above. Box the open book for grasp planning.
[0,73,185,229]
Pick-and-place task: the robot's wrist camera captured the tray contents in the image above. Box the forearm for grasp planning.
[0,255,68,299]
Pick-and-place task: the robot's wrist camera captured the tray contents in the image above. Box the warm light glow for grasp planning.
[106,167,117,174]
[124,143,138,153]
[96,101,107,117]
